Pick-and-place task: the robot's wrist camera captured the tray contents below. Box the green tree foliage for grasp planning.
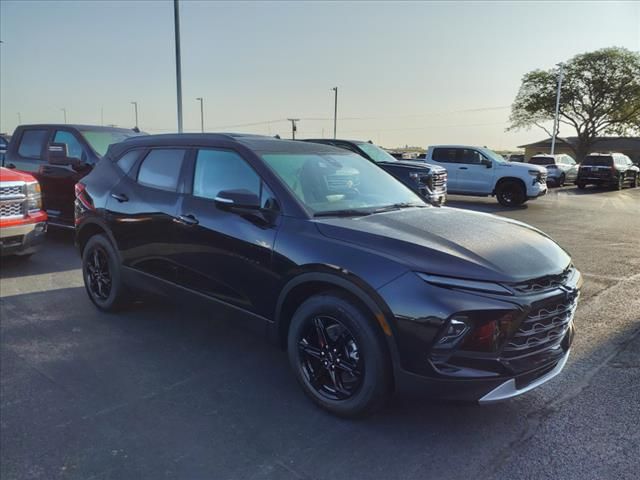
[509,47,640,160]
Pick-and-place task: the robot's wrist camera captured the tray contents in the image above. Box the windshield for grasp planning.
[480,148,507,164]
[582,156,613,166]
[530,157,555,165]
[79,129,145,156]
[357,143,398,163]
[262,152,425,215]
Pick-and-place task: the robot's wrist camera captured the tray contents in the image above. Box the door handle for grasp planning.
[459,167,468,170]
[111,193,129,203]
[178,214,199,226]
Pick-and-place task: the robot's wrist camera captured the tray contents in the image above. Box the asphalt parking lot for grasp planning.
[1,185,639,480]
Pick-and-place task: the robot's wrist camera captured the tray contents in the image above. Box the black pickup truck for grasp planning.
[2,124,144,227]
[302,139,447,205]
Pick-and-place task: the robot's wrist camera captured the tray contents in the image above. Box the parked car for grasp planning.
[420,145,547,206]
[76,133,581,417]
[528,154,578,187]
[302,139,447,205]
[507,154,525,163]
[576,153,639,190]
[2,124,145,228]
[0,167,47,257]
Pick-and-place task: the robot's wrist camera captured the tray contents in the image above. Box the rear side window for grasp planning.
[583,156,613,166]
[116,150,143,175]
[137,149,186,191]
[17,130,48,158]
[193,149,260,200]
[432,148,457,163]
[530,157,554,165]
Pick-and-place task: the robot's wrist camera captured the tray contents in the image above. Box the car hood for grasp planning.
[499,161,546,174]
[314,207,570,283]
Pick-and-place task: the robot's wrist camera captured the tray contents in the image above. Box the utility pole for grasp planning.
[196,97,204,132]
[287,118,299,140]
[174,0,183,133]
[61,108,67,124]
[131,101,139,128]
[550,63,564,155]
[101,106,104,126]
[332,86,338,139]
[17,112,22,124]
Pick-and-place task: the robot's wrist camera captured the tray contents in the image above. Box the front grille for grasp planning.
[502,294,577,359]
[511,267,574,294]
[0,201,24,218]
[539,172,548,183]
[429,172,447,190]
[0,184,24,196]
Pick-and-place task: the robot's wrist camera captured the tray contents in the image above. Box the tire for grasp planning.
[616,176,624,190]
[287,292,392,418]
[631,174,638,188]
[558,173,566,187]
[577,182,586,189]
[82,234,129,312]
[496,180,526,207]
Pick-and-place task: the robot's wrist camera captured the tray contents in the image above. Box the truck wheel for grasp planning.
[631,174,638,188]
[558,173,565,187]
[496,181,526,207]
[616,176,624,190]
[577,182,586,189]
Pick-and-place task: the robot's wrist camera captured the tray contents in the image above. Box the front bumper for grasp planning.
[421,188,447,206]
[527,182,548,199]
[0,216,48,256]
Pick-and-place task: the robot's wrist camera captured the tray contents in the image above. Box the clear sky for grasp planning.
[1,0,638,150]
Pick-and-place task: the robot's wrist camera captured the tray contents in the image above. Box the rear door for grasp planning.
[106,147,187,283]
[173,147,280,316]
[6,128,50,173]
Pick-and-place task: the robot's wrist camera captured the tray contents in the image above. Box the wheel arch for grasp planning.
[76,218,119,257]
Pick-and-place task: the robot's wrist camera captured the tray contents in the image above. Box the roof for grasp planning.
[16,124,139,133]
[107,132,346,158]
[518,136,640,150]
[303,138,372,145]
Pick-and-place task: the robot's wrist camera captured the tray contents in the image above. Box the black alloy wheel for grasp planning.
[298,315,363,401]
[496,180,526,207]
[86,246,112,301]
[287,292,392,417]
[82,234,129,311]
[558,173,566,187]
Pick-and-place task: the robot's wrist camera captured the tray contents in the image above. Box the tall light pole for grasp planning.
[287,118,299,140]
[17,112,22,124]
[332,86,338,139]
[550,63,564,155]
[196,97,204,132]
[101,106,104,126]
[61,108,67,124]
[131,101,139,128]
[174,0,184,133]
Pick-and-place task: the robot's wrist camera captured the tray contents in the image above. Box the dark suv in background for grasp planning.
[302,139,447,205]
[577,153,639,190]
[2,124,144,227]
[75,133,580,417]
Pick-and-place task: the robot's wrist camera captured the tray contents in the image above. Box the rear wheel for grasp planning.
[616,176,624,190]
[577,181,586,189]
[496,180,526,207]
[631,174,638,188]
[557,173,566,187]
[287,292,392,418]
[82,234,129,312]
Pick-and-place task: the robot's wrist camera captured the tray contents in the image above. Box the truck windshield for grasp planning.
[79,129,145,157]
[479,148,507,164]
[262,151,424,216]
[357,143,398,163]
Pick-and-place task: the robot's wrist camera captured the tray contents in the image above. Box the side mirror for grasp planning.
[482,158,492,168]
[214,189,261,210]
[48,143,83,168]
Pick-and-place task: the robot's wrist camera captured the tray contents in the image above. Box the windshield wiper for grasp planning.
[372,202,427,213]
[314,209,373,218]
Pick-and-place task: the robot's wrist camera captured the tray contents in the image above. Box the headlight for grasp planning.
[416,273,512,295]
[528,169,541,177]
[26,181,42,212]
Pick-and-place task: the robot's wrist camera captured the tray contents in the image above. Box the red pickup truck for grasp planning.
[0,167,47,257]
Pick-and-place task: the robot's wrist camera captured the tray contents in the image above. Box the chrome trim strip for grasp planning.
[478,349,570,404]
[0,221,45,238]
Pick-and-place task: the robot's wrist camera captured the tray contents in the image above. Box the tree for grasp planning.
[509,47,640,160]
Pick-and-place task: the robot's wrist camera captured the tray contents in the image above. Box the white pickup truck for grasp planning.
[421,145,548,206]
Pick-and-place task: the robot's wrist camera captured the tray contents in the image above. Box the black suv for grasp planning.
[576,153,639,190]
[2,124,144,227]
[303,139,447,205]
[76,134,581,417]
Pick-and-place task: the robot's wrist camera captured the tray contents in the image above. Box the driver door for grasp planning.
[454,148,495,194]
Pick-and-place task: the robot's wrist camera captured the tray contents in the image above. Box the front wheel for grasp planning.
[496,180,526,206]
[287,292,392,418]
[631,174,638,188]
[557,173,566,187]
[616,176,624,190]
[82,234,129,312]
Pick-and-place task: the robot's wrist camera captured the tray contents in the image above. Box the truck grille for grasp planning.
[511,267,574,294]
[429,171,447,191]
[0,184,24,196]
[502,293,578,359]
[0,201,24,218]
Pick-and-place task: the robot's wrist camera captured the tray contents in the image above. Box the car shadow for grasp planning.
[444,197,529,214]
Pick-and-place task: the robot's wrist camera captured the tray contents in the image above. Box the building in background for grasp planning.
[519,137,640,163]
